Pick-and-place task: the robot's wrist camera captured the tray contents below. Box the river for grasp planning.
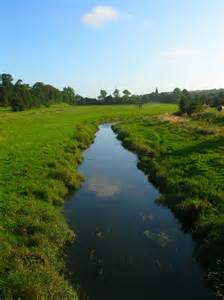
[64,124,214,300]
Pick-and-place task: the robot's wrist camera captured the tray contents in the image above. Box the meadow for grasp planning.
[0,103,176,299]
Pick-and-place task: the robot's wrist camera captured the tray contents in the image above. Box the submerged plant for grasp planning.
[144,230,172,247]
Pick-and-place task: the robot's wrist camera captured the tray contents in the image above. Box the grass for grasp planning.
[0,103,176,299]
[113,108,224,298]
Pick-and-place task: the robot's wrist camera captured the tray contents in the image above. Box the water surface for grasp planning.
[65,124,214,300]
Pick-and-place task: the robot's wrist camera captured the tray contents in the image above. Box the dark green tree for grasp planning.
[98,90,107,101]
[187,100,203,116]
[62,87,76,105]
[113,89,120,99]
[0,73,14,106]
[179,95,190,114]
[173,88,182,102]
[123,90,131,101]
[11,81,31,111]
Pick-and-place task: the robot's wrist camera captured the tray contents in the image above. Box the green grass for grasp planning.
[0,103,176,299]
[113,109,224,298]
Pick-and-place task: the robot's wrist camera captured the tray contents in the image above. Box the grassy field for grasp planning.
[0,103,176,299]
[114,108,224,298]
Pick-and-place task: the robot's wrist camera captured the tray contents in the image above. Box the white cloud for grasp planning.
[160,48,202,59]
[82,6,120,28]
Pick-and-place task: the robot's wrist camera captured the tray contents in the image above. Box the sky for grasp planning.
[1,0,224,97]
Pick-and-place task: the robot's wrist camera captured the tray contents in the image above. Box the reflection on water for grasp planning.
[65,124,214,300]
[87,176,121,198]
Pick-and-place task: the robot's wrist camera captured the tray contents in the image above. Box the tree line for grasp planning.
[79,87,224,111]
[0,73,78,111]
[177,88,224,115]
[78,88,176,105]
[1,73,224,112]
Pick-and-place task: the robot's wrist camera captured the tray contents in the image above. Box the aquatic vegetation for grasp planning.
[96,230,104,239]
[208,260,224,300]
[144,230,172,247]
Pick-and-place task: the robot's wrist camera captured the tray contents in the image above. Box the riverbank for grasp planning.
[0,120,97,299]
[113,109,224,299]
[0,103,176,298]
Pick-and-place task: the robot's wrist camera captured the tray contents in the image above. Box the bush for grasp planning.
[175,198,211,222]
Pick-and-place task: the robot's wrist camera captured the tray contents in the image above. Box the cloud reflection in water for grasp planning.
[87,176,121,198]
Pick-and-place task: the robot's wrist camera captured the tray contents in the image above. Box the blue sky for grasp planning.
[1,0,224,97]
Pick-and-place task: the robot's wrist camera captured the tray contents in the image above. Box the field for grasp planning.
[0,103,176,299]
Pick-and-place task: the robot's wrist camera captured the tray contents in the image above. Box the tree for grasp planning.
[32,82,62,106]
[155,87,159,95]
[98,90,107,101]
[123,90,131,97]
[15,79,23,86]
[200,94,210,106]
[62,87,76,105]
[213,91,224,107]
[182,89,190,98]
[0,73,82,111]
[187,101,203,116]
[0,73,14,106]
[179,89,192,115]
[1,73,13,86]
[113,89,120,99]
[173,88,182,102]
[11,96,26,112]
[179,95,190,114]
[123,90,131,101]
[11,82,31,111]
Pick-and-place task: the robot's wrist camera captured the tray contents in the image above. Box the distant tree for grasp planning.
[213,91,224,107]
[123,90,131,97]
[98,90,107,101]
[11,81,31,111]
[0,73,14,106]
[32,82,62,106]
[130,95,139,103]
[179,95,190,114]
[200,94,210,106]
[173,88,182,102]
[62,87,76,105]
[123,90,131,101]
[182,89,190,98]
[15,79,23,86]
[113,89,120,99]
[0,73,84,111]
[105,95,113,104]
[155,87,159,95]
[11,96,26,112]
[75,94,82,103]
[32,82,46,107]
[1,73,13,86]
[187,101,203,116]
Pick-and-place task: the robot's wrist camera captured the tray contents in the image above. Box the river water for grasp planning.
[64,124,214,300]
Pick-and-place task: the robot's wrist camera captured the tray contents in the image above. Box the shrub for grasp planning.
[175,198,211,222]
